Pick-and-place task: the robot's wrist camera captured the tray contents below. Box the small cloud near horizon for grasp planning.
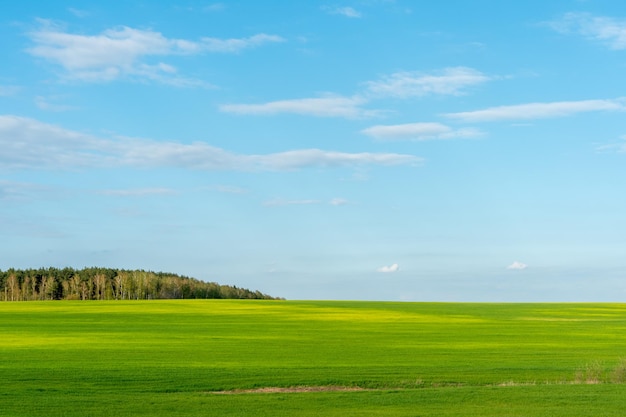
[377,263,399,273]
[506,261,528,270]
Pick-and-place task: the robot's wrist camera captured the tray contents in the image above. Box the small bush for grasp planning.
[575,361,604,384]
[611,358,626,383]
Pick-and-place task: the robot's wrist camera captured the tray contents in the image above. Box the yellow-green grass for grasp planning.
[2,300,626,416]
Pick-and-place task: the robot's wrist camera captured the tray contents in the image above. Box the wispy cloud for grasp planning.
[34,95,76,112]
[506,261,528,270]
[0,85,20,96]
[203,3,226,12]
[365,67,490,98]
[362,122,482,141]
[98,188,177,197]
[0,115,420,171]
[263,198,321,207]
[221,67,490,119]
[67,8,90,18]
[26,20,284,84]
[220,95,377,118]
[212,185,248,194]
[377,263,399,273]
[0,181,19,201]
[200,33,285,53]
[596,135,626,153]
[0,180,51,202]
[0,115,109,169]
[322,6,362,18]
[264,197,351,207]
[445,98,626,122]
[547,12,626,50]
[250,148,420,170]
[329,198,349,206]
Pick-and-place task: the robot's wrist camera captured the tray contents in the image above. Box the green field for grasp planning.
[2,300,626,416]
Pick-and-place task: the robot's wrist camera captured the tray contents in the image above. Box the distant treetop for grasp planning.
[0,267,281,301]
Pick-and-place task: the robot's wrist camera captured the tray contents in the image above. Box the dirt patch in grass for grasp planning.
[210,386,370,394]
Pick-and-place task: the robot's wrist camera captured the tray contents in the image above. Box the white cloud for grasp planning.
[250,148,421,170]
[220,67,489,119]
[548,12,626,50]
[26,20,284,84]
[377,263,399,273]
[361,122,482,141]
[445,98,626,122]
[506,261,528,270]
[365,67,490,98]
[0,115,420,171]
[323,6,362,18]
[0,115,109,169]
[220,95,377,118]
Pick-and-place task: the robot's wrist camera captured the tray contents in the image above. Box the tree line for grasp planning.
[0,267,280,301]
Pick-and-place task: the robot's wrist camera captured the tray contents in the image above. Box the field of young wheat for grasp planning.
[2,300,626,416]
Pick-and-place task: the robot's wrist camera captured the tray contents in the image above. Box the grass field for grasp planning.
[2,300,626,416]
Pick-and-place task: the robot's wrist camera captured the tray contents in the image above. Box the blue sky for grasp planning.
[2,1,626,301]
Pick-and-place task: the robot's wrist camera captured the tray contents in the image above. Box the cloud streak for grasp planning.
[263,198,320,207]
[596,135,626,153]
[221,67,491,119]
[213,185,248,194]
[0,115,420,171]
[445,98,626,122]
[0,180,52,202]
[98,188,177,197]
[263,198,350,207]
[26,20,284,84]
[35,95,76,112]
[362,122,482,141]
[220,95,377,118]
[365,67,490,98]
